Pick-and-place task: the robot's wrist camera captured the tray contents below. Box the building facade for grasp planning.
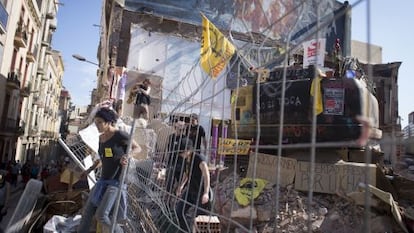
[0,0,65,164]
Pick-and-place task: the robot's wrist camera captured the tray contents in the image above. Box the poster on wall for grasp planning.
[323,88,344,115]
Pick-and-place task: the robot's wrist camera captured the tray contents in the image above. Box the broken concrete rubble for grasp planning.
[213,165,412,233]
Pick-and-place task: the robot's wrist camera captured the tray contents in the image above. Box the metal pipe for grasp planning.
[110,118,137,233]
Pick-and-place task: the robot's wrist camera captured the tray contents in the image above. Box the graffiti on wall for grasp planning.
[126,0,347,52]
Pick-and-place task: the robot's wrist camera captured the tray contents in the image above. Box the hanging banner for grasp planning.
[200,13,236,78]
[303,38,326,68]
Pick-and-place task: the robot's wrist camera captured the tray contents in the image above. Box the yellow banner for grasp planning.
[218,138,251,155]
[310,76,323,115]
[200,14,236,78]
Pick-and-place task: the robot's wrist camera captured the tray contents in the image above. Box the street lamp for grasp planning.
[72,54,99,66]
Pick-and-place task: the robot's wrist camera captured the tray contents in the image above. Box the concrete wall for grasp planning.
[351,40,382,64]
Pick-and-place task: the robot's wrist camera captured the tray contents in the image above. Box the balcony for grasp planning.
[26,50,36,63]
[41,74,48,81]
[29,126,39,136]
[45,47,53,55]
[41,130,57,138]
[6,71,20,90]
[20,85,31,97]
[16,126,25,136]
[0,117,18,135]
[41,38,50,47]
[37,67,45,76]
[46,12,55,20]
[49,19,57,31]
[32,97,44,106]
[14,24,28,48]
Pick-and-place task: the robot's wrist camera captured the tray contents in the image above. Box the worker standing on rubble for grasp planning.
[77,107,139,233]
[175,137,212,232]
[128,78,151,120]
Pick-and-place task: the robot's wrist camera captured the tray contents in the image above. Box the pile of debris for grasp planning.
[213,174,412,233]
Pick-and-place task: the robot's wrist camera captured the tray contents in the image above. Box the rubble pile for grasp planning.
[214,175,408,233]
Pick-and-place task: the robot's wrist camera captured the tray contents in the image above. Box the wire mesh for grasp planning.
[59,0,409,232]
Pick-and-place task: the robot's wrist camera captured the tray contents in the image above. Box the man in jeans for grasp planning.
[77,107,139,233]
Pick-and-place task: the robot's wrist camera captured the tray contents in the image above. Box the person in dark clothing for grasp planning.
[77,107,139,233]
[10,161,19,187]
[188,113,207,154]
[175,137,212,232]
[21,161,31,183]
[0,171,10,223]
[165,120,188,193]
[129,78,151,120]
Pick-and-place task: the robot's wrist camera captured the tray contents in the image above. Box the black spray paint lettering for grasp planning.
[261,82,293,98]
[260,96,302,109]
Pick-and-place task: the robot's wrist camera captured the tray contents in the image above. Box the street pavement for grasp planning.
[0,177,26,231]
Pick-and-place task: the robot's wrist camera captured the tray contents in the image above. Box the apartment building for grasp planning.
[0,0,64,164]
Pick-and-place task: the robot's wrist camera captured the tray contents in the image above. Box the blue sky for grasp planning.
[346,0,413,127]
[52,0,101,108]
[53,0,413,127]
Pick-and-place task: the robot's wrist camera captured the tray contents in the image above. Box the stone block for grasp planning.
[193,215,221,233]
[247,152,296,186]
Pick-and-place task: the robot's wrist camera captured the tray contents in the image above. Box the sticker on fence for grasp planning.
[218,138,251,155]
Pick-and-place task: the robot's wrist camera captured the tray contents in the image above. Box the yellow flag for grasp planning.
[310,76,323,115]
[200,14,236,78]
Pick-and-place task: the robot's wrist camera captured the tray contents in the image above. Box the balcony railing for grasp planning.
[46,12,55,20]
[20,86,30,97]
[0,117,18,132]
[6,71,21,89]
[41,130,57,138]
[37,67,45,76]
[26,45,37,63]
[28,126,39,136]
[14,23,27,48]
[45,46,53,55]
[32,96,44,106]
